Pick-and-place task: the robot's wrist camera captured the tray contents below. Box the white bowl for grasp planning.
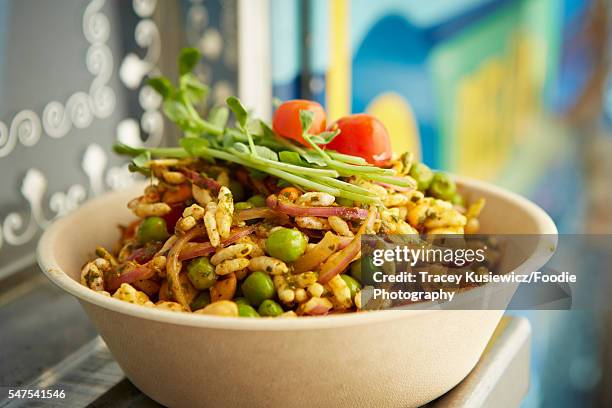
[37,176,556,407]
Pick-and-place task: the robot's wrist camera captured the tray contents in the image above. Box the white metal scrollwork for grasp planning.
[0,0,118,255]
[117,0,163,148]
[0,0,115,154]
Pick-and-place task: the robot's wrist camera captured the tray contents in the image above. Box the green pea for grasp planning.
[409,163,434,191]
[234,201,253,211]
[238,303,260,317]
[266,228,307,262]
[235,297,250,306]
[190,291,211,311]
[137,217,170,244]
[186,257,217,290]
[258,299,284,317]
[451,193,465,207]
[350,256,377,285]
[429,172,457,201]
[229,180,245,202]
[336,197,354,207]
[247,195,266,207]
[341,274,362,298]
[241,271,275,307]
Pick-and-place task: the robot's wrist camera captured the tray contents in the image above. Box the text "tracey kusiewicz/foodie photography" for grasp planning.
[371,270,577,285]
[370,270,578,302]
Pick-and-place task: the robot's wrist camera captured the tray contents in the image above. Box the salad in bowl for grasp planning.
[80,48,485,318]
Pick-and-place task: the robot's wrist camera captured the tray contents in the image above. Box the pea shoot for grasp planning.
[113,48,418,205]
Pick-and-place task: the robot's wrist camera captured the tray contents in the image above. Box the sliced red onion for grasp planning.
[266,195,368,220]
[126,243,162,264]
[132,279,161,297]
[157,235,178,256]
[180,169,221,192]
[337,236,353,250]
[167,227,207,310]
[214,224,256,245]
[306,303,332,315]
[292,232,341,274]
[318,239,361,284]
[179,226,256,261]
[179,242,213,261]
[318,208,377,284]
[235,207,281,221]
[375,181,414,192]
[106,263,156,292]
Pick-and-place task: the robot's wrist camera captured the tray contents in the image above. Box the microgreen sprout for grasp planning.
[113,48,413,204]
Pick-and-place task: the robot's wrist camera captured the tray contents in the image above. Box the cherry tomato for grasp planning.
[272,100,326,146]
[326,114,392,166]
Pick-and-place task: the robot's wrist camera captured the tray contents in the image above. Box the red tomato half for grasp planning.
[272,100,326,146]
[326,114,392,166]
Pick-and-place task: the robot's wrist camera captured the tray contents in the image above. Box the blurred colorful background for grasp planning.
[268,3,610,404]
[270,0,604,233]
[0,0,611,406]
[271,0,612,407]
